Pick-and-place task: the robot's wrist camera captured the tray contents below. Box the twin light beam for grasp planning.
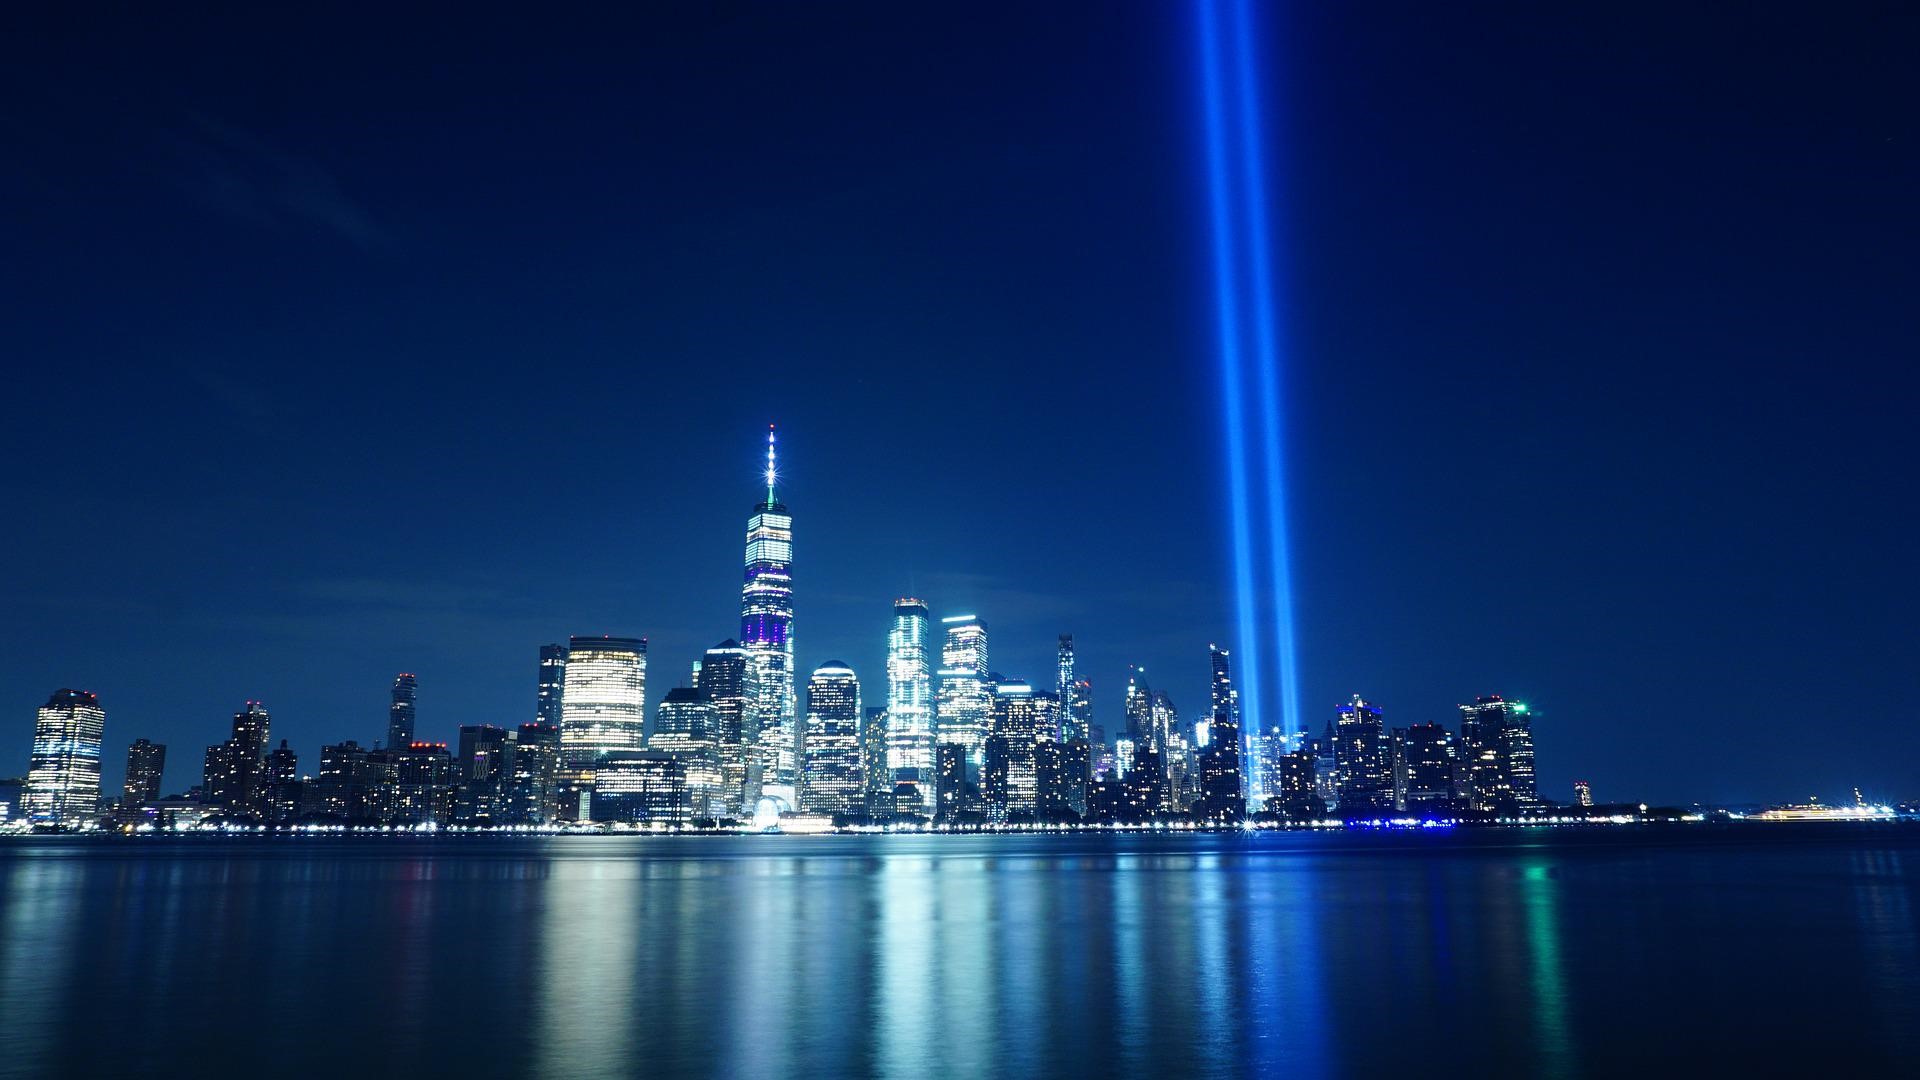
[1197,0,1302,790]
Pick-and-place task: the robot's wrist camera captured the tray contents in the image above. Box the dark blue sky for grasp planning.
[2,3,1914,805]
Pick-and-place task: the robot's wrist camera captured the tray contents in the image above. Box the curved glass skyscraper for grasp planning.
[25,688,104,828]
[885,598,932,802]
[741,426,796,785]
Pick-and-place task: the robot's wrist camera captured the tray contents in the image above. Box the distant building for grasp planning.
[1573,780,1593,807]
[886,599,935,807]
[203,701,272,821]
[592,751,687,825]
[801,662,862,815]
[1274,748,1322,818]
[1068,679,1094,750]
[739,428,797,787]
[536,644,567,728]
[1392,723,1457,813]
[388,673,418,749]
[697,640,755,813]
[455,725,513,821]
[391,742,454,825]
[123,738,167,809]
[934,743,969,824]
[507,722,561,824]
[1458,696,1538,813]
[1056,636,1082,742]
[988,681,1039,818]
[560,636,648,770]
[25,689,106,828]
[1197,696,1245,824]
[861,707,891,819]
[1334,696,1392,813]
[935,614,992,769]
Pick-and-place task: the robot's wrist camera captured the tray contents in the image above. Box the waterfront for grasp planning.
[0,827,1915,1078]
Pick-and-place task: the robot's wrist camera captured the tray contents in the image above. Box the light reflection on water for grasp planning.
[0,829,1915,1078]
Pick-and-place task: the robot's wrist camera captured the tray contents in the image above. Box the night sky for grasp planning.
[3,3,1914,805]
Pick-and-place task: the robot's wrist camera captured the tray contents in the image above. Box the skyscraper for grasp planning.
[801,662,862,815]
[25,689,105,828]
[536,644,567,727]
[1334,696,1392,813]
[935,614,991,765]
[885,598,934,805]
[988,680,1039,819]
[1208,644,1240,755]
[740,426,796,785]
[1392,722,1457,813]
[1069,678,1093,748]
[1573,779,1593,807]
[560,636,648,770]
[1056,635,1082,742]
[388,673,418,749]
[861,707,891,819]
[649,688,725,819]
[1458,695,1539,813]
[1198,678,1246,823]
[507,722,561,824]
[203,701,272,820]
[123,738,166,809]
[698,639,756,812]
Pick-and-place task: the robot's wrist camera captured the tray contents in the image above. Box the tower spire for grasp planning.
[764,423,778,503]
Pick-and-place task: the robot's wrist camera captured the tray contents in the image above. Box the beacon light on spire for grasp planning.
[765,423,778,499]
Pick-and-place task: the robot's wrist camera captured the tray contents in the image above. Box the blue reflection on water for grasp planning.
[0,829,1915,1078]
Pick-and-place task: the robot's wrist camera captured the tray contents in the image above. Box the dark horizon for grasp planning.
[3,2,1916,806]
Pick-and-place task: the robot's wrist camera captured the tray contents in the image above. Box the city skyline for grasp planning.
[3,4,1915,808]
[7,426,1910,817]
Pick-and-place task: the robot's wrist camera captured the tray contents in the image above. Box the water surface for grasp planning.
[1,827,1914,1078]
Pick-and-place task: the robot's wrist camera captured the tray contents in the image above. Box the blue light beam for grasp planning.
[1195,0,1304,797]
[1227,0,1304,739]
[1196,0,1267,794]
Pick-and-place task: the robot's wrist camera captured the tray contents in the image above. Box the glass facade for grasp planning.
[560,636,648,769]
[388,673,417,749]
[25,688,105,828]
[801,662,862,815]
[740,428,796,786]
[935,615,991,766]
[885,598,933,795]
[536,644,566,728]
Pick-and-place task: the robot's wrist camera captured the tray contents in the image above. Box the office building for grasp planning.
[123,738,166,809]
[560,635,648,769]
[740,427,797,786]
[801,662,862,815]
[536,644,567,727]
[592,751,688,825]
[1334,695,1392,813]
[886,598,934,806]
[934,614,991,766]
[25,689,106,828]
[1459,695,1539,813]
[1392,722,1457,813]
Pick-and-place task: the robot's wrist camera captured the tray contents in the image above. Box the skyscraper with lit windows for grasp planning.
[988,680,1039,818]
[1458,695,1538,812]
[536,644,566,727]
[1056,635,1080,741]
[740,426,796,786]
[802,662,862,815]
[25,689,105,828]
[1334,695,1392,812]
[935,614,991,765]
[560,636,648,769]
[886,598,933,804]
[388,673,417,749]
